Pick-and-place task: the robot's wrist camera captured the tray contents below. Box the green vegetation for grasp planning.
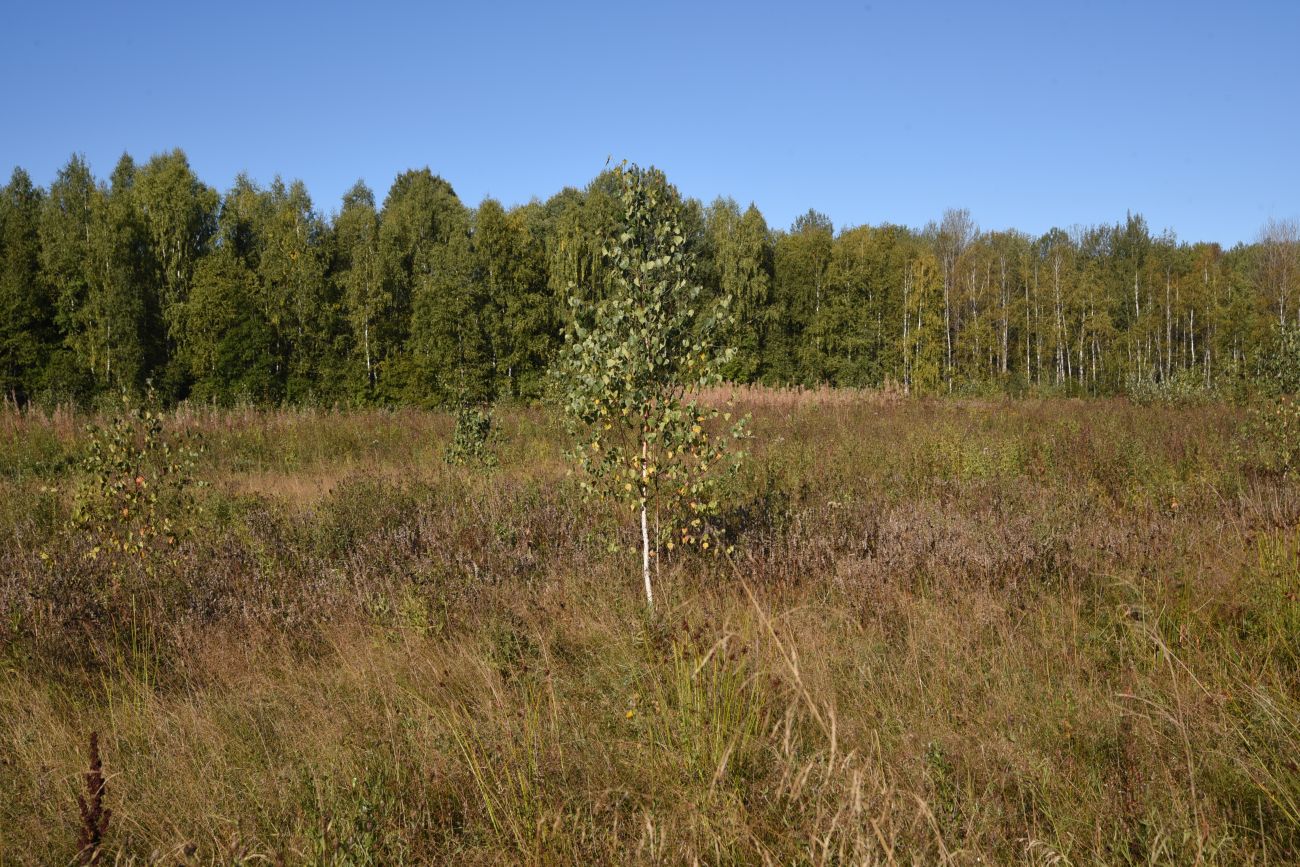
[444,403,498,468]
[1,394,1298,863]
[558,164,746,606]
[2,154,1298,863]
[2,153,1298,406]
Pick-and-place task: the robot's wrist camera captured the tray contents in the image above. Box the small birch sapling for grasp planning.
[557,163,747,608]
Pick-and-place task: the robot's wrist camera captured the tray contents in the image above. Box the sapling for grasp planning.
[71,386,204,573]
[556,163,746,608]
[444,402,498,467]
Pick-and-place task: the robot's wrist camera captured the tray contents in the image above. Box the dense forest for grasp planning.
[1,149,1296,406]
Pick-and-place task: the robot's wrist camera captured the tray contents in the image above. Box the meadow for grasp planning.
[0,392,1297,864]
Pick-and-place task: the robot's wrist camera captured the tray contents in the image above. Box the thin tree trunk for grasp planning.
[902,269,911,394]
[640,438,653,608]
[363,320,372,385]
[641,500,652,608]
[999,254,1009,375]
[1170,271,1180,379]
[1024,270,1031,383]
[943,262,953,390]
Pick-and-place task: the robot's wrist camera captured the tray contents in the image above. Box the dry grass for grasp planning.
[697,382,907,412]
[0,394,1296,864]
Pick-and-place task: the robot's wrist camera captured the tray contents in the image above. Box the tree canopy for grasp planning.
[0,150,1294,405]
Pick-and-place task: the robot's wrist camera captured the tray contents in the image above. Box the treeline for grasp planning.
[1,149,1296,406]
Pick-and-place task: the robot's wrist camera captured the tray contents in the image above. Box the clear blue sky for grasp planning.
[4,0,1296,245]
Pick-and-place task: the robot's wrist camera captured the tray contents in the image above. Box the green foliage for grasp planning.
[1125,367,1216,406]
[815,225,911,387]
[376,169,465,402]
[705,198,772,382]
[335,181,385,400]
[767,210,833,384]
[82,155,164,394]
[4,152,1299,407]
[901,254,944,394]
[70,388,204,571]
[257,178,334,402]
[0,168,51,400]
[1240,396,1300,478]
[444,403,498,467]
[1241,326,1300,479]
[39,156,96,379]
[1254,325,1300,397]
[557,163,747,583]
[542,174,623,304]
[476,198,556,400]
[408,216,492,405]
[135,149,219,398]
[181,246,278,403]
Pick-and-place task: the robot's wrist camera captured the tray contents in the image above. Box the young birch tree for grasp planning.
[558,163,745,608]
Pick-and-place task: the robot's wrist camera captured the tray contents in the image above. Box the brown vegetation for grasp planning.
[0,396,1296,863]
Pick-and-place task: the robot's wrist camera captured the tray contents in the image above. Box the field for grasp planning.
[1,393,1298,864]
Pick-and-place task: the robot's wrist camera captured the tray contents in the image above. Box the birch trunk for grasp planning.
[640,438,653,608]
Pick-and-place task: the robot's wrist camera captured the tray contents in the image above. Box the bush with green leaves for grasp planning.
[69,389,204,572]
[1240,396,1300,478]
[556,163,747,607]
[1125,367,1216,406]
[1254,325,1300,397]
[1236,326,1300,477]
[444,403,498,467]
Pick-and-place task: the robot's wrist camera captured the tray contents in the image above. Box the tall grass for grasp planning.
[0,395,1296,863]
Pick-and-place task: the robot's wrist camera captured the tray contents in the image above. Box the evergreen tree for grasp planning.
[181,245,277,403]
[38,154,97,401]
[0,168,52,401]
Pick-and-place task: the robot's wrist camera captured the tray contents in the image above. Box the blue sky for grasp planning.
[3,0,1296,245]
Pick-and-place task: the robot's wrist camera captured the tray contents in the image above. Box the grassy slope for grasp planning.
[0,395,1297,864]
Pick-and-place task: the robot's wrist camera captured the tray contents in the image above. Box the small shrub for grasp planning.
[1240,397,1300,478]
[1254,325,1300,397]
[1126,368,1216,406]
[444,404,498,468]
[69,389,204,571]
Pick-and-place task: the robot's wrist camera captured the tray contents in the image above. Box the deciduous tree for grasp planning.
[558,164,746,608]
